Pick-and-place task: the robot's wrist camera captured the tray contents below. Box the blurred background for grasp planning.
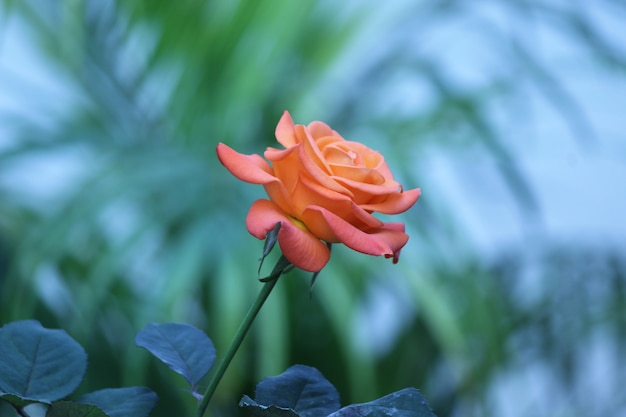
[1,1,625,416]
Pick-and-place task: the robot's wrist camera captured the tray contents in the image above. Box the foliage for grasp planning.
[135,322,216,394]
[0,320,435,417]
[0,320,157,417]
[241,365,435,417]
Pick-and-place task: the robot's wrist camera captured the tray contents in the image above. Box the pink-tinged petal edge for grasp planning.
[275,111,297,148]
[246,199,331,272]
[375,222,406,263]
[301,205,409,260]
[216,143,274,184]
[307,120,339,139]
[360,188,422,214]
[217,143,296,221]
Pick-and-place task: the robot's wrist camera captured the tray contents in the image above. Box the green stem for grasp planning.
[194,256,290,417]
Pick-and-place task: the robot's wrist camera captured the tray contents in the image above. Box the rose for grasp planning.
[216,111,421,272]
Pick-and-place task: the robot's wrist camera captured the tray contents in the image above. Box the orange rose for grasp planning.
[216,111,420,272]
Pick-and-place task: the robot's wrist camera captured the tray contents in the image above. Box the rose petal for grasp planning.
[339,141,383,168]
[289,171,351,209]
[316,136,344,149]
[322,146,354,165]
[333,175,400,193]
[297,125,333,174]
[371,158,395,180]
[217,143,274,184]
[298,144,354,195]
[329,164,386,185]
[307,121,339,139]
[264,146,296,161]
[275,111,297,148]
[348,202,385,228]
[332,176,401,204]
[217,143,295,216]
[292,173,383,229]
[262,182,296,217]
[264,145,301,194]
[300,205,409,258]
[246,199,330,272]
[360,188,421,214]
[375,222,407,263]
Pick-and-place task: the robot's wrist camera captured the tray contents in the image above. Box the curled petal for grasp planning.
[379,222,406,233]
[375,222,407,263]
[217,143,294,215]
[332,176,401,205]
[300,205,409,259]
[360,188,421,214]
[246,199,330,272]
[329,164,385,185]
[264,145,301,194]
[296,138,352,195]
[371,158,395,180]
[296,125,331,173]
[267,142,351,197]
[216,143,274,184]
[275,111,297,148]
[307,121,339,139]
[264,145,297,162]
[323,146,354,165]
[316,136,344,149]
[333,176,401,196]
[338,141,384,169]
[293,173,383,229]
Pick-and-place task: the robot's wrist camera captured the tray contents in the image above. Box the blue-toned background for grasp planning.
[1,1,625,416]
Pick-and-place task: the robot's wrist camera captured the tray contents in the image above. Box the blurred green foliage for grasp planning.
[1,1,625,416]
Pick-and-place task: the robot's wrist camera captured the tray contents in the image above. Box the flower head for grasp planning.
[217,111,420,272]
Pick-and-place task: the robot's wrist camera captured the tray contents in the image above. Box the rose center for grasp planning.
[290,216,309,232]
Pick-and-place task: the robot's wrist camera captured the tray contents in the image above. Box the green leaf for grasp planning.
[0,398,18,415]
[46,401,109,417]
[135,322,215,388]
[0,320,87,405]
[242,365,340,417]
[239,395,300,417]
[259,222,281,276]
[328,388,437,417]
[0,393,39,408]
[78,387,157,417]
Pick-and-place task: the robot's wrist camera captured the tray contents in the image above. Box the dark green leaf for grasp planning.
[0,393,39,408]
[0,398,18,416]
[0,320,87,404]
[46,401,109,417]
[247,365,340,417]
[239,395,300,417]
[328,388,436,417]
[135,322,215,388]
[78,387,157,417]
[259,222,282,276]
[259,255,294,282]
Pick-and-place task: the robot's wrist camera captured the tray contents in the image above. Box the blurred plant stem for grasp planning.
[195,255,292,417]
